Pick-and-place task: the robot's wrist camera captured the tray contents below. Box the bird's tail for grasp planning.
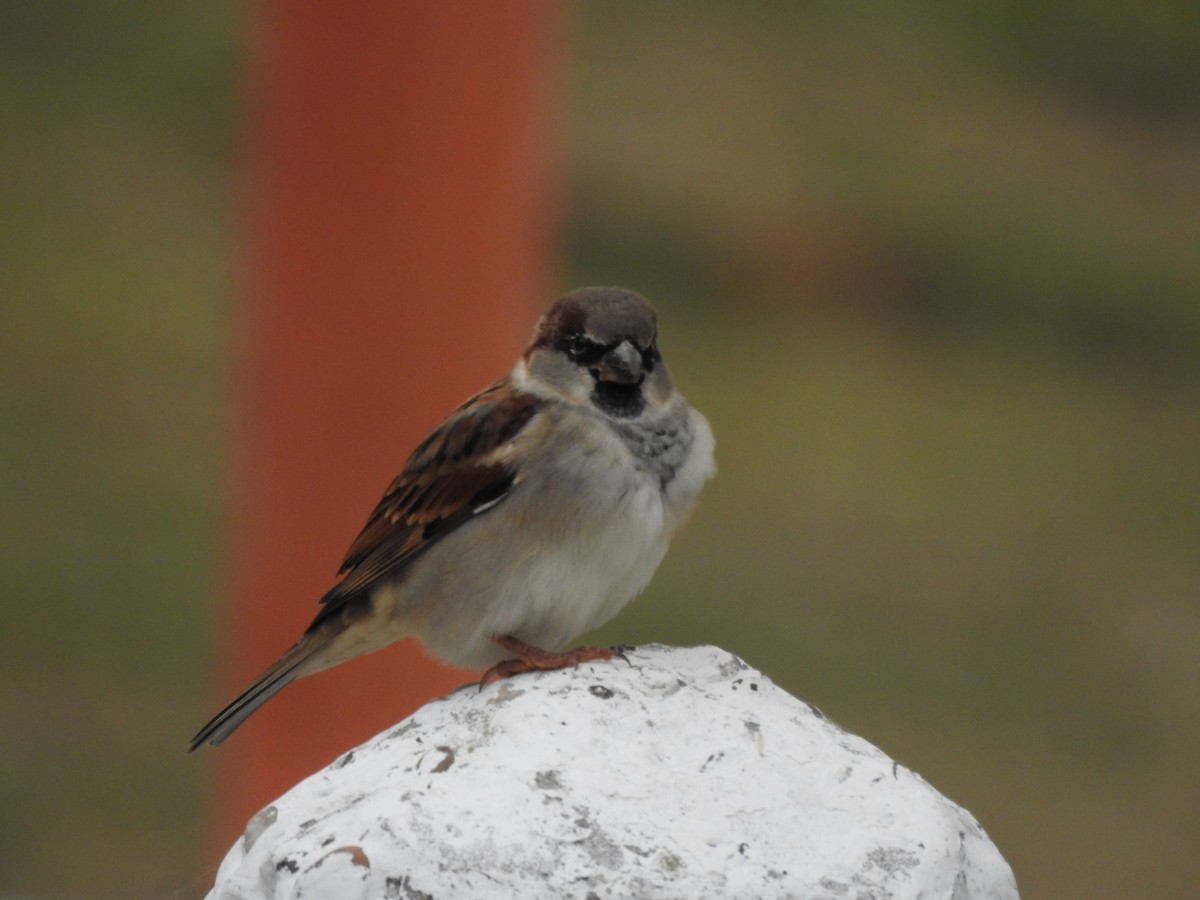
[188,635,329,751]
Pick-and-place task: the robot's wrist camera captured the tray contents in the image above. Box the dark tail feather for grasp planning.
[188,639,325,751]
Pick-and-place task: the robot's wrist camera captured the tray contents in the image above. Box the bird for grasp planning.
[189,286,715,749]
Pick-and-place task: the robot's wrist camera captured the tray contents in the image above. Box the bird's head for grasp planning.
[519,287,675,419]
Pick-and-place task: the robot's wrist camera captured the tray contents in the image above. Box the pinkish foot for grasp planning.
[478,635,629,688]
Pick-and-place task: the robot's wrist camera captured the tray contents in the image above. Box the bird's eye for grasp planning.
[566,334,596,360]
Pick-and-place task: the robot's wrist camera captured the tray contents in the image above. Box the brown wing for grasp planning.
[311,379,540,622]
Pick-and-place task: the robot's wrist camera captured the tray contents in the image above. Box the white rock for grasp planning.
[206,644,1018,899]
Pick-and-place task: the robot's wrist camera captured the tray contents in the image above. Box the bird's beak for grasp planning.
[595,340,643,385]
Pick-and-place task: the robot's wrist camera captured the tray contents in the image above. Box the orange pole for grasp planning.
[211,1,561,850]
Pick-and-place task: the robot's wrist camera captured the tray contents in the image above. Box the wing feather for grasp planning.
[312,379,539,620]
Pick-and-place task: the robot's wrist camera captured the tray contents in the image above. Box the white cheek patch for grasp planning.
[512,354,593,405]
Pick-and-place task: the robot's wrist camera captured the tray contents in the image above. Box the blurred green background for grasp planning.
[3,3,1199,898]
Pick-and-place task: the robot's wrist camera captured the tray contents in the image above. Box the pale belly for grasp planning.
[366,405,713,670]
[405,470,668,668]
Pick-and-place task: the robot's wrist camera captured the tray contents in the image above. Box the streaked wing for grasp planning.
[314,379,539,617]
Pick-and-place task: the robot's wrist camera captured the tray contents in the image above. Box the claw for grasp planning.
[610,643,636,665]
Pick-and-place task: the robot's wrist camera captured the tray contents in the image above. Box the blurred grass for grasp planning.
[2,2,1199,898]
[0,4,238,898]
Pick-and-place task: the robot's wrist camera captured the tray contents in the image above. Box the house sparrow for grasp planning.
[189,287,715,748]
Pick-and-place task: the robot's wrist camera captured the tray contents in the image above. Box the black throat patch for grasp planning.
[591,380,645,419]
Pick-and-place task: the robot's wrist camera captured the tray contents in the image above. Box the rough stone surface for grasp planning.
[206,644,1019,899]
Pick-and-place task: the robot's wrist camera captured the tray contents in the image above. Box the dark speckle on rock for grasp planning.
[718,654,750,677]
[589,685,614,699]
[581,826,625,869]
[385,874,435,899]
[865,846,921,875]
[432,746,455,773]
[820,876,850,893]
[485,682,526,706]
[275,857,298,873]
[700,751,725,773]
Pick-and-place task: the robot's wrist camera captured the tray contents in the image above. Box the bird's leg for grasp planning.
[478,634,628,687]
